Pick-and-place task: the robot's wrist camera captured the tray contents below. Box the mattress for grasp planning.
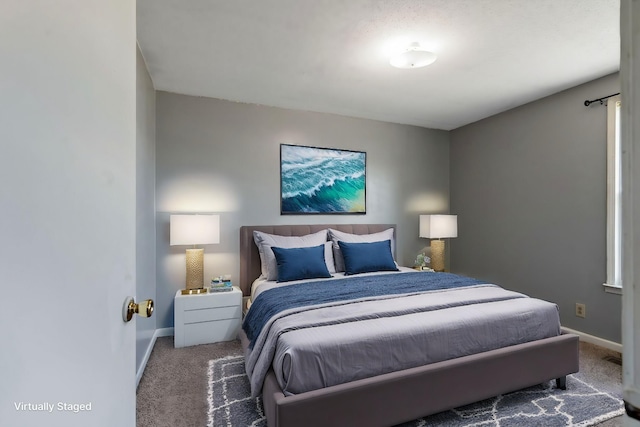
[243,270,561,398]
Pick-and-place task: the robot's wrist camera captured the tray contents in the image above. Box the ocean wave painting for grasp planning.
[281,144,366,214]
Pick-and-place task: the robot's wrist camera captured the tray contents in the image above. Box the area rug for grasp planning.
[207,355,624,427]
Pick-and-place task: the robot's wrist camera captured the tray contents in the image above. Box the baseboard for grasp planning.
[136,327,175,387]
[155,327,175,338]
[561,326,622,353]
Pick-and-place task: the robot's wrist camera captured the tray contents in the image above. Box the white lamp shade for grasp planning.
[420,215,458,239]
[170,214,220,246]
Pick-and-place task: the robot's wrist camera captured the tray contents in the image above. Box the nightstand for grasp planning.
[174,287,242,348]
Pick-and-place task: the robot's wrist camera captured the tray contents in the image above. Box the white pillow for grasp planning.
[253,229,329,281]
[329,228,396,272]
[324,241,336,274]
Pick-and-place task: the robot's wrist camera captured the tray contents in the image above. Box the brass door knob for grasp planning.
[122,297,154,322]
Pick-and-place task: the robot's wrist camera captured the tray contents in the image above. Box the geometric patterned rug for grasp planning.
[207,356,266,427]
[207,355,624,427]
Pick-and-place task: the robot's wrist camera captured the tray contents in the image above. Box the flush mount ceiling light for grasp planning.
[389,42,437,69]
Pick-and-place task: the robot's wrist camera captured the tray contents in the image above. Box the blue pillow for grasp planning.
[271,244,332,283]
[337,240,399,275]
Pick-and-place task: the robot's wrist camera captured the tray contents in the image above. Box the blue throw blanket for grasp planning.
[243,271,486,349]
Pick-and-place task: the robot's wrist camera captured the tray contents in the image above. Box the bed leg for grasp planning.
[556,376,567,390]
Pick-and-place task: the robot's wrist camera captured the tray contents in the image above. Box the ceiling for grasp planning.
[137,0,620,131]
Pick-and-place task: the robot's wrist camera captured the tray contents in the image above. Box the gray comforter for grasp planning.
[245,280,561,398]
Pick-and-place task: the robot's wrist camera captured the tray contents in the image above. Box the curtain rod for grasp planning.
[584,92,620,106]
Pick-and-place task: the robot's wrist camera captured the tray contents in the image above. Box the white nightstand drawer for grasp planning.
[182,291,241,310]
[174,287,243,348]
[184,305,241,324]
[183,319,240,346]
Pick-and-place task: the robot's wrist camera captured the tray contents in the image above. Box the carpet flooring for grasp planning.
[137,338,623,427]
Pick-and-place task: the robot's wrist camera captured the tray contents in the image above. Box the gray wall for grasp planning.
[450,73,621,343]
[155,92,450,328]
[136,47,156,372]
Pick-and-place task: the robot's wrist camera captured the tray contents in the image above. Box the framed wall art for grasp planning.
[280,144,366,215]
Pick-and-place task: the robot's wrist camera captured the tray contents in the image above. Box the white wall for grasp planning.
[620,0,640,423]
[154,92,451,328]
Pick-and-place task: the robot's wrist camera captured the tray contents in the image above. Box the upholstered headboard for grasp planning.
[239,224,396,296]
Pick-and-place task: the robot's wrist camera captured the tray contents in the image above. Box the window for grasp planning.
[605,95,622,293]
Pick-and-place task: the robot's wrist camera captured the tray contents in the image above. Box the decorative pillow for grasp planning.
[271,244,332,283]
[329,228,396,272]
[338,240,399,275]
[253,229,328,281]
[324,241,336,274]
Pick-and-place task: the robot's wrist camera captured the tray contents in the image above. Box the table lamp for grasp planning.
[170,214,220,295]
[420,215,457,272]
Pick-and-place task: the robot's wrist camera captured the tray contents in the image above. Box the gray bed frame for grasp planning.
[239,224,579,427]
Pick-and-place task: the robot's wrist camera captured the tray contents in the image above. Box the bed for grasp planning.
[239,224,579,427]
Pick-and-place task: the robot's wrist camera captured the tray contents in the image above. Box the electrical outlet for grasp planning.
[575,303,586,318]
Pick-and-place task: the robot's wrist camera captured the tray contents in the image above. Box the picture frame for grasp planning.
[280,144,366,215]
